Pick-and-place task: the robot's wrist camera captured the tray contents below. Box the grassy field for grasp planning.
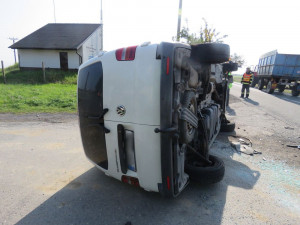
[0,64,77,113]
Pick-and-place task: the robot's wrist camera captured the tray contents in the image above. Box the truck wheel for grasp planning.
[278,85,285,93]
[220,121,235,132]
[185,155,225,184]
[190,43,230,64]
[292,85,300,96]
[258,79,264,90]
[250,77,258,87]
[179,91,197,144]
[266,80,275,94]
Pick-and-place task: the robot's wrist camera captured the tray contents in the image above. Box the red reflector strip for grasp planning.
[116,46,137,61]
[121,175,140,187]
[121,175,128,183]
[166,57,170,75]
[167,176,170,190]
[115,48,123,61]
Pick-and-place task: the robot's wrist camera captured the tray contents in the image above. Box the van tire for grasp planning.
[185,155,225,184]
[220,122,235,132]
[191,43,230,64]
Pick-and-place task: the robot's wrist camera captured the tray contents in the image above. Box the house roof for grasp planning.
[10,23,101,50]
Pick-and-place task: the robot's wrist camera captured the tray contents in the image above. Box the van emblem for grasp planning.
[116,105,126,116]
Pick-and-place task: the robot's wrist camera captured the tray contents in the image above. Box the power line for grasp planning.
[9,37,18,64]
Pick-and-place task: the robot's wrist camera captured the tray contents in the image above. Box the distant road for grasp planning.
[230,83,300,127]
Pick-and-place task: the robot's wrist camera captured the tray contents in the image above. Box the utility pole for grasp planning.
[176,0,183,42]
[100,0,103,51]
[9,37,18,64]
[53,0,57,23]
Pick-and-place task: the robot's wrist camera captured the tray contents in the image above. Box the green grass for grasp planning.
[0,64,77,85]
[0,64,78,113]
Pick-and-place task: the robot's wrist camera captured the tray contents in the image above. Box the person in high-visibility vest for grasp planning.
[226,72,233,106]
[241,67,253,98]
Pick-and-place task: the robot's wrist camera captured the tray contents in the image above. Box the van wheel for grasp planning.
[179,91,197,144]
[258,79,264,90]
[185,155,225,184]
[190,43,230,64]
[220,121,235,132]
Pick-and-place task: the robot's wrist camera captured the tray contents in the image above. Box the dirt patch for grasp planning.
[225,94,300,167]
[0,113,77,123]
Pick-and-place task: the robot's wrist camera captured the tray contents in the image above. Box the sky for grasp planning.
[1,0,300,74]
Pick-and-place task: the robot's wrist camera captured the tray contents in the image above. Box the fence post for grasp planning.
[42,62,46,83]
[1,60,6,84]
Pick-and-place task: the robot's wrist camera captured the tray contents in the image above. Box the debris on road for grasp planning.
[230,135,262,156]
[284,126,294,130]
[286,144,300,149]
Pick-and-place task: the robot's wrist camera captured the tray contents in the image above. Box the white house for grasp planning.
[10,23,103,70]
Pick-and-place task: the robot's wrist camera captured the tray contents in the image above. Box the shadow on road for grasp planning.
[251,87,300,106]
[271,92,300,106]
[226,105,236,116]
[244,98,259,106]
[15,134,260,225]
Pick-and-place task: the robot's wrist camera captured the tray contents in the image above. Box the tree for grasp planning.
[174,18,245,67]
[230,53,246,67]
[175,18,228,44]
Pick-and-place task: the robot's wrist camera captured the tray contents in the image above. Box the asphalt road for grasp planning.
[230,83,300,127]
[0,93,299,224]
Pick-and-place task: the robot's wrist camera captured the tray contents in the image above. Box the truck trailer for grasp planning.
[251,50,300,96]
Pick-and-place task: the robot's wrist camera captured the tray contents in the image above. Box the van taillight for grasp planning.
[121,175,140,187]
[115,46,137,61]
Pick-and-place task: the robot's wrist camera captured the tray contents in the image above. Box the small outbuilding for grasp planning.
[10,23,102,70]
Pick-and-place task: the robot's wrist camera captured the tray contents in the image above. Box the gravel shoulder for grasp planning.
[227,90,300,167]
[0,113,78,123]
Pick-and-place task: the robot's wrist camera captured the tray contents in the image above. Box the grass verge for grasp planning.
[0,84,77,113]
[0,64,78,113]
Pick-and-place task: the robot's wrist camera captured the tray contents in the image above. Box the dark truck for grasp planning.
[251,50,300,96]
